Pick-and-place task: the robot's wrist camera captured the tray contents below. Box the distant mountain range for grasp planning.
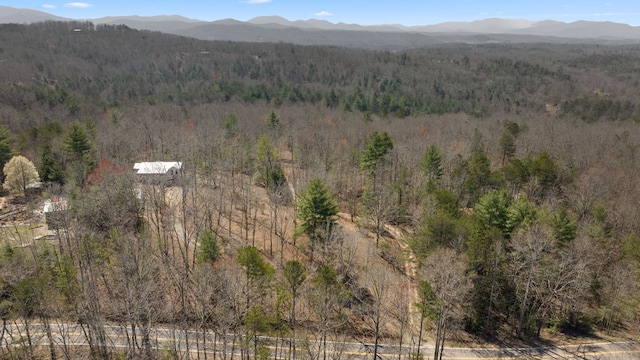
[2,6,640,49]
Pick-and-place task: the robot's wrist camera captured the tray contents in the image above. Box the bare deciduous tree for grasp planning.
[508,223,554,337]
[421,248,472,360]
[2,155,39,195]
[363,247,393,360]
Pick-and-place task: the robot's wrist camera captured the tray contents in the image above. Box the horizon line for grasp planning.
[2,6,639,28]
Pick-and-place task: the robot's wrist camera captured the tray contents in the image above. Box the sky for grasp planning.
[5,0,640,26]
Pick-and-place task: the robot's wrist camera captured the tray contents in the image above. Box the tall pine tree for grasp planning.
[0,125,14,182]
[63,123,96,185]
[39,144,65,185]
[420,144,444,191]
[296,178,338,261]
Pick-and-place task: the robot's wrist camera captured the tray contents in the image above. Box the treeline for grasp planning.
[1,21,640,134]
[0,21,640,359]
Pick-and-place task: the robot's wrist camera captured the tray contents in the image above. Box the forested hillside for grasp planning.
[1,21,640,359]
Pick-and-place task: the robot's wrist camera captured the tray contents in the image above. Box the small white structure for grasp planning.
[43,198,68,213]
[43,197,69,229]
[133,161,182,182]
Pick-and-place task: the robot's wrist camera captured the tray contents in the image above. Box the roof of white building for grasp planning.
[133,161,182,175]
[43,198,68,213]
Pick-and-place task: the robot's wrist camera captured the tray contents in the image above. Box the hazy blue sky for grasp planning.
[7,1,640,26]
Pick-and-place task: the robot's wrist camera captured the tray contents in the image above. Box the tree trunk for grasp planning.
[517,266,534,338]
[373,311,381,360]
[416,314,424,359]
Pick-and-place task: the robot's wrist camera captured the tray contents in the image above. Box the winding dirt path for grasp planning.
[279,144,422,343]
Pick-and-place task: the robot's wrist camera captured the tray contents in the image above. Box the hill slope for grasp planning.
[0,22,639,358]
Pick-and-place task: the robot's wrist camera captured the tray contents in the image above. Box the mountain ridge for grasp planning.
[2,5,640,49]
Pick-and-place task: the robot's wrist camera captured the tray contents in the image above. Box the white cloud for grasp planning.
[245,0,271,4]
[314,11,333,17]
[65,2,93,8]
[42,4,56,9]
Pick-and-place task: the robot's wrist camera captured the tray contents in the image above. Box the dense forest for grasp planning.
[1,21,640,359]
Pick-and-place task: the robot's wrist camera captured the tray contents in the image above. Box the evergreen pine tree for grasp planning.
[360,131,393,173]
[196,229,221,265]
[63,123,96,185]
[296,178,338,258]
[39,144,65,185]
[0,125,14,182]
[420,144,443,191]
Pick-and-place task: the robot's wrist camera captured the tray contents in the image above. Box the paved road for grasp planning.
[1,322,638,359]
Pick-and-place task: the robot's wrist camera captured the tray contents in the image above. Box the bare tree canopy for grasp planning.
[3,155,39,195]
